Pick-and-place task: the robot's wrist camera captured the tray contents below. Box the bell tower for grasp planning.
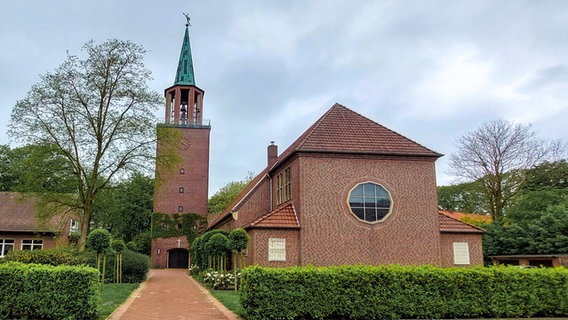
[152,15,210,268]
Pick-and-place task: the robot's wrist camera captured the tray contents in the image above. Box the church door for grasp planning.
[168,248,189,268]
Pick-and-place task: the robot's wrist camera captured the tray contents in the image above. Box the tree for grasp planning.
[449,119,562,220]
[8,39,161,249]
[0,143,76,193]
[437,181,486,213]
[208,172,254,213]
[91,172,153,242]
[482,159,568,259]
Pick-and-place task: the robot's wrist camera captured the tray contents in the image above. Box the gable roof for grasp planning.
[209,103,442,230]
[272,103,441,170]
[247,203,300,229]
[438,211,485,233]
[0,192,69,233]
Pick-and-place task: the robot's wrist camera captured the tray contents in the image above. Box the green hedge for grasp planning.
[241,265,568,320]
[88,249,150,283]
[0,262,100,319]
[1,247,89,266]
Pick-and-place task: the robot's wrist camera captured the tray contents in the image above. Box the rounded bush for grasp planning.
[88,229,111,252]
[111,239,126,252]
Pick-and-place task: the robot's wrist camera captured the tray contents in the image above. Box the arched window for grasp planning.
[348,182,392,223]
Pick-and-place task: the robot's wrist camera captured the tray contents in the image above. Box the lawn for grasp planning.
[99,283,139,319]
[208,289,242,316]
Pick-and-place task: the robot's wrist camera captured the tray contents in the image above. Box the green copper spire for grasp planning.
[174,16,195,86]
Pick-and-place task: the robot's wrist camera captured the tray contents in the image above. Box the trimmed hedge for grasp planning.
[88,249,150,283]
[241,265,568,320]
[0,261,100,319]
[1,247,89,266]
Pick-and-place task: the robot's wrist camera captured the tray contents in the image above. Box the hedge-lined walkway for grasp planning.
[109,269,239,320]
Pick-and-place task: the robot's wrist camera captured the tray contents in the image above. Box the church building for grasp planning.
[152,19,484,268]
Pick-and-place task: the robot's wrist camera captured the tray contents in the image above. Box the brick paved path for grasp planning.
[108,269,239,320]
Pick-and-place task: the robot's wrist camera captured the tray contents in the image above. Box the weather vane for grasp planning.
[183,12,191,27]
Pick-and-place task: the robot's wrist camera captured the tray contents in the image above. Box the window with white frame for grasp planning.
[453,242,470,265]
[268,238,286,261]
[0,239,14,257]
[21,239,43,251]
[69,219,79,234]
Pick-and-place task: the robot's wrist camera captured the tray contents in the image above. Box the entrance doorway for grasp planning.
[168,248,189,268]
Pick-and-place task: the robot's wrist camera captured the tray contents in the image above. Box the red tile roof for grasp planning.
[0,192,68,233]
[438,211,485,233]
[272,103,441,169]
[439,210,492,224]
[248,203,300,229]
[209,103,442,231]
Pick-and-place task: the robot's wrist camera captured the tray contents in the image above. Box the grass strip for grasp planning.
[99,283,140,319]
[209,289,242,316]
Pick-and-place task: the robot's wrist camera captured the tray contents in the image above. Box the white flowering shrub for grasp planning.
[201,269,241,290]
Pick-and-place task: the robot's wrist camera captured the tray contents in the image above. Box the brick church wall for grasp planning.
[297,154,442,266]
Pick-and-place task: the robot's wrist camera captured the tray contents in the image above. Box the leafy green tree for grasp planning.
[449,119,562,220]
[0,145,16,191]
[483,160,568,259]
[437,181,486,213]
[0,143,76,193]
[8,39,161,250]
[208,172,254,213]
[91,173,153,242]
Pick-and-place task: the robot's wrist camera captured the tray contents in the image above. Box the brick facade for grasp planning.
[209,104,484,268]
[151,237,190,268]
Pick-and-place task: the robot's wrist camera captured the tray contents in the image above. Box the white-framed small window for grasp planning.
[453,242,470,265]
[179,187,185,193]
[69,219,79,234]
[178,206,184,212]
[0,239,15,258]
[268,238,286,261]
[180,168,185,174]
[22,239,43,251]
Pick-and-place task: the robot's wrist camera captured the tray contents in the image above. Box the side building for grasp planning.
[0,192,78,257]
[209,104,484,267]
[151,21,210,268]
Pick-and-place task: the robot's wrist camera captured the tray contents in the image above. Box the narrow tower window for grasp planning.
[179,187,185,193]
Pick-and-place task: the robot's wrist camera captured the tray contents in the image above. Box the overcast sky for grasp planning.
[1,1,567,195]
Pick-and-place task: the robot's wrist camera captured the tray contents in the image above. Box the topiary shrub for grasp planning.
[1,247,88,266]
[126,241,137,251]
